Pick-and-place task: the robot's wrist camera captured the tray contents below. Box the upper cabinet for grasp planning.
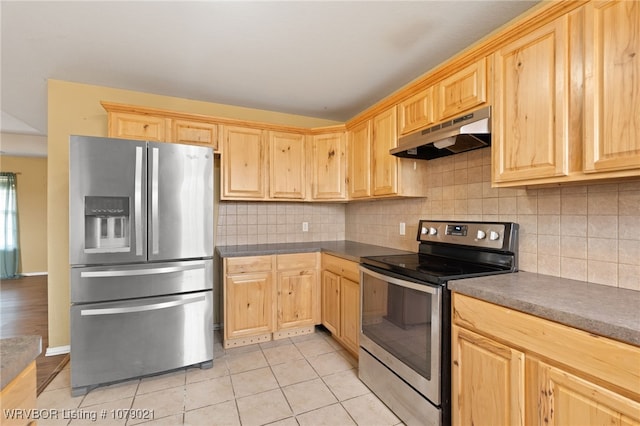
[398,87,435,136]
[435,58,488,121]
[269,131,306,200]
[107,111,171,143]
[222,125,267,200]
[347,120,372,199]
[172,119,218,151]
[311,131,347,201]
[492,16,570,184]
[372,107,399,196]
[583,0,640,175]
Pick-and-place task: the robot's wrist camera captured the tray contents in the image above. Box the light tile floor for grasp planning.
[37,328,403,426]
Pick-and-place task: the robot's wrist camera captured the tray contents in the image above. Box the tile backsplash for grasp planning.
[216,148,640,290]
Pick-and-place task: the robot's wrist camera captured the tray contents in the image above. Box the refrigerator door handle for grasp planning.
[80,263,205,278]
[134,146,144,256]
[151,146,160,255]
[80,294,206,316]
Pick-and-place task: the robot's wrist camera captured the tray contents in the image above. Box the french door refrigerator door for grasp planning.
[147,142,213,262]
[70,290,213,396]
[70,136,148,265]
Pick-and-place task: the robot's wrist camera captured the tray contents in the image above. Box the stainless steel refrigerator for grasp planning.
[69,135,214,396]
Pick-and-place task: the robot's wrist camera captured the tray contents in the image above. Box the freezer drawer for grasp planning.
[71,290,213,395]
[71,259,213,303]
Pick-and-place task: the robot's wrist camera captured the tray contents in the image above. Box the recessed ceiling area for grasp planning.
[1,1,540,137]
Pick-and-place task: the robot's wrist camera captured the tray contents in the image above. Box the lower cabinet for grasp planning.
[223,253,319,348]
[321,253,360,357]
[452,293,640,426]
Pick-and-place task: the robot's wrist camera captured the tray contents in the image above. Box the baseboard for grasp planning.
[21,272,48,276]
[46,345,70,356]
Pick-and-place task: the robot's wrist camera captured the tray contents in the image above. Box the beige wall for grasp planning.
[47,79,341,348]
[346,149,640,291]
[0,155,47,274]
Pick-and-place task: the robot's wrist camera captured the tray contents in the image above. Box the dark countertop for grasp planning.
[216,240,414,263]
[448,271,640,347]
[1,335,42,389]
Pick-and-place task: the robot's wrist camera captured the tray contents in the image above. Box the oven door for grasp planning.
[360,265,442,405]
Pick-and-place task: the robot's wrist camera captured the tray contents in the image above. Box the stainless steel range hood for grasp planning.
[391,106,491,160]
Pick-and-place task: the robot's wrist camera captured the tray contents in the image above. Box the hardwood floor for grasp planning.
[0,275,69,395]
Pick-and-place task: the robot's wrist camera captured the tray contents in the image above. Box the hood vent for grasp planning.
[391,106,491,160]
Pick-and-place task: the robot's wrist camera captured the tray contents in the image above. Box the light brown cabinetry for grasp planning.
[172,119,218,150]
[583,0,640,175]
[223,253,319,348]
[347,120,372,199]
[398,87,435,136]
[221,125,267,200]
[311,131,347,200]
[321,253,360,357]
[452,293,640,426]
[107,111,171,142]
[275,253,319,335]
[269,131,306,199]
[372,107,399,196]
[435,57,488,121]
[492,15,570,185]
[224,256,274,347]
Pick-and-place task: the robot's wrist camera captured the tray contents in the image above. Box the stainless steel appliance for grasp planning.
[69,135,214,396]
[391,106,491,160]
[359,220,518,426]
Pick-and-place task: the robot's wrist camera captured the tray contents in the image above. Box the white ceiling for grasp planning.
[1,0,539,138]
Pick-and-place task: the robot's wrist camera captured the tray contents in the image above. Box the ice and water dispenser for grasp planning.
[84,196,130,252]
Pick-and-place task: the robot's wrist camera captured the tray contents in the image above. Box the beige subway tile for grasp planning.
[619,190,640,215]
[498,197,517,215]
[482,198,499,215]
[561,193,587,215]
[618,264,640,291]
[468,198,483,215]
[454,199,468,215]
[588,191,618,215]
[588,237,618,262]
[560,215,587,237]
[454,184,468,200]
[588,183,618,193]
[538,195,561,215]
[587,215,618,238]
[561,236,587,259]
[587,260,618,287]
[538,235,560,256]
[468,166,483,183]
[517,215,538,235]
[561,257,587,282]
[517,196,537,215]
[482,181,499,198]
[519,233,538,254]
[538,254,561,277]
[619,216,640,240]
[619,239,640,265]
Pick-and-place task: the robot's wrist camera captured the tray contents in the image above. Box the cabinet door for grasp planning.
[492,16,570,183]
[372,107,399,196]
[347,120,372,199]
[269,131,306,199]
[312,132,347,200]
[435,58,487,121]
[172,119,218,152]
[532,359,640,426]
[108,112,171,142]
[452,326,525,426]
[225,272,272,339]
[222,126,267,199]
[277,269,316,330]
[321,270,340,336]
[340,277,360,355]
[398,87,435,135]
[584,0,640,174]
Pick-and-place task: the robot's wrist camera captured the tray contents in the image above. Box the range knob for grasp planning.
[421,227,428,235]
[476,230,486,240]
[429,227,438,236]
[489,231,500,241]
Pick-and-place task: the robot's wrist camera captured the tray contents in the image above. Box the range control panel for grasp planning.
[418,220,513,250]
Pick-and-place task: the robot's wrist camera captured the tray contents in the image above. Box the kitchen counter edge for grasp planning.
[448,271,640,347]
[216,240,414,263]
[0,335,42,389]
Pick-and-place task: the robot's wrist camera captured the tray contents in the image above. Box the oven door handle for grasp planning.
[359,265,439,294]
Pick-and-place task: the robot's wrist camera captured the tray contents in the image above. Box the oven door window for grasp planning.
[361,271,437,380]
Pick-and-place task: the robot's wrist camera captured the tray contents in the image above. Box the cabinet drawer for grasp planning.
[277,253,317,271]
[453,293,640,399]
[226,256,273,274]
[322,254,359,283]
